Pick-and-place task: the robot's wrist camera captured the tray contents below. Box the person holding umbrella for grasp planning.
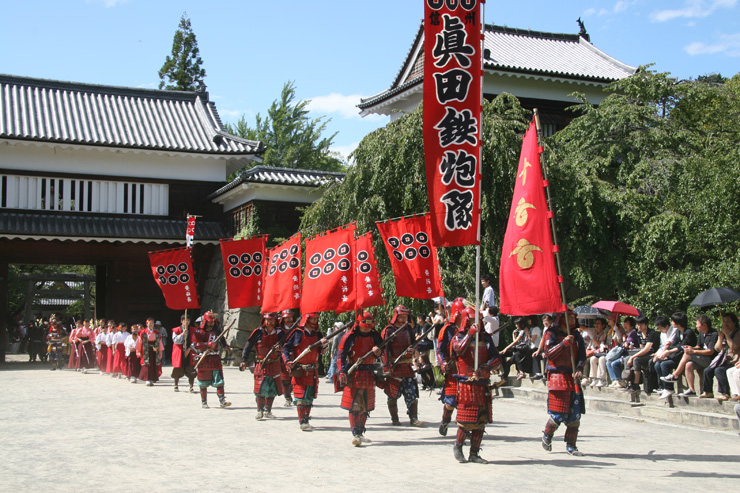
[707,312,740,401]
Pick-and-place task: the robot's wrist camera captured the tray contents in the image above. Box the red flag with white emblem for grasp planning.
[499,119,563,315]
[354,231,385,310]
[301,224,357,314]
[376,213,443,299]
[261,234,302,313]
[149,247,200,309]
[220,236,267,309]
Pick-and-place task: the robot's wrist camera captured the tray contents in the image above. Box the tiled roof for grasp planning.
[209,165,345,199]
[0,74,265,156]
[359,24,636,110]
[0,211,225,243]
[483,26,635,81]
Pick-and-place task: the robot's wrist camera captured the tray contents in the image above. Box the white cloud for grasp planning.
[306,93,368,119]
[86,0,129,7]
[218,108,242,119]
[590,1,635,16]
[651,0,737,22]
[685,32,740,56]
[583,8,596,16]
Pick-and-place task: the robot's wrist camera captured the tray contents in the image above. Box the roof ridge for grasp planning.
[0,73,200,102]
[485,24,581,42]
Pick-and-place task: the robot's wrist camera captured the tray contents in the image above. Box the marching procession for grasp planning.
[27,292,592,464]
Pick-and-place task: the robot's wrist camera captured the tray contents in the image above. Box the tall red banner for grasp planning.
[354,231,385,310]
[376,214,443,299]
[185,215,196,248]
[261,234,302,313]
[424,0,482,247]
[301,224,357,314]
[149,247,200,310]
[220,236,267,309]
[499,120,564,315]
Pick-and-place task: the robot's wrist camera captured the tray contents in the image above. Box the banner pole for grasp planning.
[474,0,485,372]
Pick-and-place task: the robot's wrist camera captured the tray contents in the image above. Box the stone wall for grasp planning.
[199,246,262,366]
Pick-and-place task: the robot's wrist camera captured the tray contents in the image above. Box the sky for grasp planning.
[2,0,738,162]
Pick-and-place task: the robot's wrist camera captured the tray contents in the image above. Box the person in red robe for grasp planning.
[111,322,128,378]
[77,320,97,373]
[171,314,197,393]
[136,318,164,386]
[67,319,81,371]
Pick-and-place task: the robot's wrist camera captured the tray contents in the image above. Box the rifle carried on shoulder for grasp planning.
[290,322,351,368]
[193,320,236,371]
[347,322,409,376]
[388,323,436,372]
[260,318,301,366]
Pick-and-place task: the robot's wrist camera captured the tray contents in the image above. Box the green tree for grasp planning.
[549,68,740,316]
[158,13,207,91]
[300,95,530,319]
[226,81,345,173]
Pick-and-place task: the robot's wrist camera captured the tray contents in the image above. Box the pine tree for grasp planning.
[158,13,206,91]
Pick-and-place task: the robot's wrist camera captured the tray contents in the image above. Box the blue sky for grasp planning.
[2,0,738,161]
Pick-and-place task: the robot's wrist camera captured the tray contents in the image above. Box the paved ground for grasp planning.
[1,356,739,492]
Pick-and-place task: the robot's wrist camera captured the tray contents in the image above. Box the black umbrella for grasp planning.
[689,287,740,309]
[573,305,607,319]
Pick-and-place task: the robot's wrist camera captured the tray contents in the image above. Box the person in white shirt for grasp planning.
[529,317,543,379]
[480,275,496,313]
[482,306,500,348]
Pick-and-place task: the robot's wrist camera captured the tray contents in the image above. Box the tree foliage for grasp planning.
[226,82,345,173]
[549,68,740,316]
[299,68,740,321]
[158,13,207,91]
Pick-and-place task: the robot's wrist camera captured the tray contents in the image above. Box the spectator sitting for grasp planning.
[725,316,740,402]
[707,312,740,402]
[606,316,638,388]
[660,314,718,397]
[586,317,611,388]
[623,315,661,394]
[648,315,676,394]
[656,313,695,399]
[577,320,592,385]
[500,318,532,381]
[607,316,625,347]
[528,315,543,379]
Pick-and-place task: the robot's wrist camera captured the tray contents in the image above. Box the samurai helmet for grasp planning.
[299,312,319,329]
[201,311,218,328]
[449,297,467,325]
[356,310,376,330]
[390,305,411,325]
[459,307,477,332]
[280,309,295,323]
[261,312,277,326]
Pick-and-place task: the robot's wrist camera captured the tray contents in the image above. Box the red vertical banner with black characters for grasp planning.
[376,213,443,299]
[301,223,357,314]
[261,234,302,313]
[149,247,200,310]
[424,0,482,247]
[354,231,385,310]
[220,235,267,309]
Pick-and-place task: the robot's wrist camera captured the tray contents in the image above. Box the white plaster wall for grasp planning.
[0,140,228,182]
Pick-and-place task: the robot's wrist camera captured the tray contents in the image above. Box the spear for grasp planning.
[289,323,351,368]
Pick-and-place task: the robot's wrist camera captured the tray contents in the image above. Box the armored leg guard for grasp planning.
[388,399,401,425]
[200,387,209,408]
[468,429,487,463]
[266,397,275,412]
[454,427,469,463]
[439,405,453,436]
[217,386,231,408]
[565,421,583,456]
[408,400,424,426]
[542,418,559,452]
